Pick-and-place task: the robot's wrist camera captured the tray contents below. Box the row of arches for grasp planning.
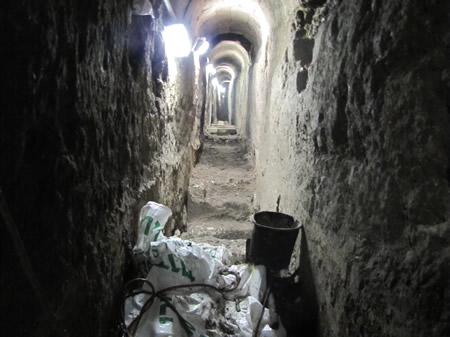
[161,0,298,138]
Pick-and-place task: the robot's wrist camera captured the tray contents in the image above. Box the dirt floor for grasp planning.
[181,134,256,264]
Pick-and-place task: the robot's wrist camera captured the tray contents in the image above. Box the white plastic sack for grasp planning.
[134,201,172,255]
[133,202,232,287]
[126,201,286,337]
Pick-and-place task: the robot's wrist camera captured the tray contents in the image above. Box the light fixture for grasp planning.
[162,24,191,58]
[218,85,226,94]
[192,37,210,55]
[211,77,219,87]
[205,63,216,76]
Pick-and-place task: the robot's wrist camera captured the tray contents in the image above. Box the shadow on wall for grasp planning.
[273,226,319,337]
[297,226,320,336]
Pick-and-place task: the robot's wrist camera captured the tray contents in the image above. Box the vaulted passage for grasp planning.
[1,0,449,336]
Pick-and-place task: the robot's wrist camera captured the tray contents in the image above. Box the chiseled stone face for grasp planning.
[1,0,201,336]
[1,0,448,336]
[256,1,449,336]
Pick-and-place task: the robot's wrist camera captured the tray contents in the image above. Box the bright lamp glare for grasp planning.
[163,24,191,58]
[211,77,219,87]
[219,85,226,93]
[206,63,216,76]
[195,40,210,55]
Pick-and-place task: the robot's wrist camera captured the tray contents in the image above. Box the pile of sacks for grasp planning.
[123,201,286,337]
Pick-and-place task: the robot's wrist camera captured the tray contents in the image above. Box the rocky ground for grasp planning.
[181,134,256,264]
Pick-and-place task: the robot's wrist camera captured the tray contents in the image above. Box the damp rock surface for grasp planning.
[0,1,201,336]
[1,0,449,336]
[257,0,450,336]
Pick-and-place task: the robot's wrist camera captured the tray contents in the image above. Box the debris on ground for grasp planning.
[123,201,286,337]
[182,135,256,264]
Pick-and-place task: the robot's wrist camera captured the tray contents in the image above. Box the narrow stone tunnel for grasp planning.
[1,0,449,336]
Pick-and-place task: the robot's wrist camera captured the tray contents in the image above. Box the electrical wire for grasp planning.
[121,269,241,336]
[253,286,272,337]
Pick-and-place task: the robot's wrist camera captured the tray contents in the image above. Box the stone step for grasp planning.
[187,198,254,221]
[206,124,238,136]
[180,235,248,265]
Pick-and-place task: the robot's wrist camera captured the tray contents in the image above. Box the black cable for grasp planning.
[253,286,272,337]
[182,0,194,19]
[121,269,241,336]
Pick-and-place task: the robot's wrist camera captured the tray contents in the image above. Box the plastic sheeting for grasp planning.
[124,201,286,337]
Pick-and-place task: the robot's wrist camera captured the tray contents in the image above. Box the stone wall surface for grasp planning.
[0,0,200,336]
[257,0,449,336]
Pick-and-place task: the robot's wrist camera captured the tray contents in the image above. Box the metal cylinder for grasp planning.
[247,211,301,270]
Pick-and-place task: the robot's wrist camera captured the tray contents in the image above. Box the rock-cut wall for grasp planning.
[0,0,200,336]
[257,0,449,335]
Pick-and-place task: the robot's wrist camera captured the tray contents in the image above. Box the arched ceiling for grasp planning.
[215,64,235,83]
[169,0,273,59]
[211,33,252,54]
[167,0,299,93]
[209,41,250,73]
[167,0,299,67]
